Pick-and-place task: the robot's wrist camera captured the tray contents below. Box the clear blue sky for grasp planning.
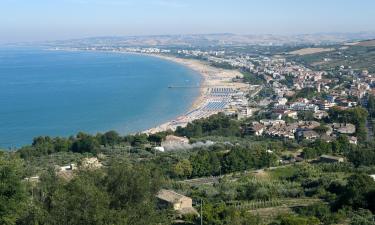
[1,0,374,43]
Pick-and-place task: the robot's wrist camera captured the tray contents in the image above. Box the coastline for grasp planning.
[49,47,248,134]
[137,53,248,134]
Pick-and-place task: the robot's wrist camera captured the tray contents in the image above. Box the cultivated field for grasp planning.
[289,47,335,55]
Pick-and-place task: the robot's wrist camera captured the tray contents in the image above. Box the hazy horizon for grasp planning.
[1,0,375,44]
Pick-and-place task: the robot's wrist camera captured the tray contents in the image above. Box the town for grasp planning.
[3,40,375,225]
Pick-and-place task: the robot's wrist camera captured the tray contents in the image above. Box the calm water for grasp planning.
[0,47,201,148]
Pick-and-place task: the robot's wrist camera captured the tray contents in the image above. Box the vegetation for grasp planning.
[1,111,375,224]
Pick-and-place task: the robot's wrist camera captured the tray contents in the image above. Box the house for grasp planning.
[276,97,288,105]
[349,136,358,145]
[59,163,76,171]
[260,119,285,126]
[162,135,189,146]
[272,109,297,120]
[370,175,375,181]
[56,163,76,180]
[237,106,254,120]
[24,176,40,183]
[161,135,190,150]
[153,146,165,152]
[320,155,345,163]
[320,134,335,143]
[313,110,329,120]
[156,189,198,215]
[301,130,319,140]
[298,121,321,129]
[290,102,319,112]
[317,100,336,110]
[285,110,298,119]
[332,123,356,134]
[251,123,265,136]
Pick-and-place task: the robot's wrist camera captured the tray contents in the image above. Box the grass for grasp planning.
[268,166,298,180]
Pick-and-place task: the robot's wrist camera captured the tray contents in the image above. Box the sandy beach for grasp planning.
[141,54,248,134]
[50,48,248,134]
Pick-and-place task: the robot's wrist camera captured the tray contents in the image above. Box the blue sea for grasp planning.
[0,47,201,148]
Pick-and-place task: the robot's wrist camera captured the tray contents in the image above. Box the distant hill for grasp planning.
[288,39,375,73]
[46,32,375,47]
[355,39,375,47]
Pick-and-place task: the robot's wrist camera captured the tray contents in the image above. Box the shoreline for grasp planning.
[49,48,248,134]
[135,53,248,134]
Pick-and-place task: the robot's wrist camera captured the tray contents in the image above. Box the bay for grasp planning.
[0,47,201,148]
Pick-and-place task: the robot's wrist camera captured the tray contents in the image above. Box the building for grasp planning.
[317,100,336,110]
[349,136,358,145]
[161,135,190,150]
[370,175,375,181]
[162,135,189,146]
[332,123,356,135]
[320,155,345,163]
[313,110,329,120]
[251,123,265,136]
[237,106,254,120]
[156,189,198,215]
[260,119,285,126]
[153,146,165,152]
[56,163,76,180]
[59,163,76,171]
[276,97,288,105]
[290,102,319,112]
[301,130,319,140]
[285,110,298,119]
[24,176,40,183]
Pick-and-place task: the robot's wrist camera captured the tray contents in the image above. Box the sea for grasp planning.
[0,47,201,148]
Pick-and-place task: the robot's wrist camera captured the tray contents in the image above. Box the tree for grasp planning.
[99,131,121,146]
[348,148,375,167]
[368,95,375,118]
[130,134,148,147]
[328,107,368,141]
[295,203,339,225]
[104,163,167,225]
[298,111,315,121]
[337,174,375,210]
[23,162,169,225]
[71,132,100,153]
[0,155,27,225]
[47,172,111,225]
[147,133,165,145]
[350,209,375,225]
[173,159,193,178]
[332,135,351,154]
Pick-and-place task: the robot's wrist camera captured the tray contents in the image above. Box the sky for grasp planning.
[1,0,375,43]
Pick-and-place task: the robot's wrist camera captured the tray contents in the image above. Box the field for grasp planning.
[289,44,375,73]
[356,39,375,47]
[289,47,335,55]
